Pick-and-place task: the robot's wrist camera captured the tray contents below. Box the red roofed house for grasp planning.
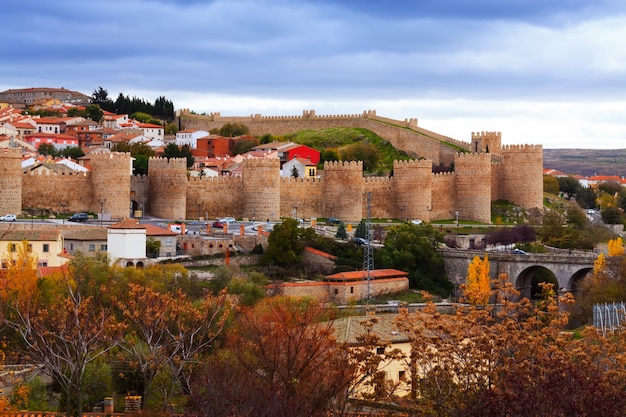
[267,267,409,304]
[136,123,164,141]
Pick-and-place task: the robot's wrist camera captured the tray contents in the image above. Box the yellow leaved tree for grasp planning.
[608,237,625,257]
[464,254,491,305]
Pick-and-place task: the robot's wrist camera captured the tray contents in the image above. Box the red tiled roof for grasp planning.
[325,269,409,281]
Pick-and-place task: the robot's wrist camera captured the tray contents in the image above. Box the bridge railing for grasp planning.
[593,302,626,336]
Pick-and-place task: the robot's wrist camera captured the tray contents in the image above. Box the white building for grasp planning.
[175,129,210,148]
[107,219,147,267]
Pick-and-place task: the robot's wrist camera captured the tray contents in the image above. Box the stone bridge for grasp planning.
[442,249,597,299]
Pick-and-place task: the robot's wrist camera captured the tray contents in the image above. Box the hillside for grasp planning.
[543,148,626,177]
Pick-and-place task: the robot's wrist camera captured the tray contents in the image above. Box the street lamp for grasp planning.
[99,199,106,227]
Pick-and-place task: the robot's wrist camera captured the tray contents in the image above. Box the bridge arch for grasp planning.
[515,266,558,300]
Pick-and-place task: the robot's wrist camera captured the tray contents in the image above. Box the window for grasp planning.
[70,243,74,250]
[334,288,339,295]
[166,238,172,246]
[89,244,95,251]
[38,261,48,267]
[101,244,107,251]
[398,370,406,380]
[43,243,49,252]
[309,168,315,176]
[9,243,16,252]
[376,347,385,355]
[350,287,354,294]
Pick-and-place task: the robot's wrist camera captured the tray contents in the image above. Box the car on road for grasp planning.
[0,214,17,222]
[219,217,236,224]
[68,212,89,222]
[511,248,529,255]
[327,217,342,225]
[352,237,369,246]
[212,221,225,228]
[411,219,422,225]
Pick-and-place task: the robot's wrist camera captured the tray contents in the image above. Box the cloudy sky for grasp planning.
[3,0,626,149]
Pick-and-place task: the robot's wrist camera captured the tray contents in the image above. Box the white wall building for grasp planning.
[107,219,147,267]
[175,130,210,149]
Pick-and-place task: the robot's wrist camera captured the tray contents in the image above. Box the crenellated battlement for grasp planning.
[24,170,90,177]
[393,158,432,168]
[364,176,392,184]
[324,160,363,170]
[472,131,501,141]
[433,171,456,178]
[455,152,491,160]
[501,144,543,152]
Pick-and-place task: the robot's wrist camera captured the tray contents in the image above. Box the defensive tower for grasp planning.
[148,157,187,220]
[242,158,281,221]
[500,144,543,210]
[90,152,133,219]
[393,159,433,221]
[471,131,501,154]
[322,161,364,222]
[454,153,492,223]
[0,148,23,215]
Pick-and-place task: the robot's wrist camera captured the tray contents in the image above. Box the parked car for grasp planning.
[352,237,369,246]
[219,217,236,224]
[411,219,423,225]
[68,212,89,222]
[0,214,17,222]
[327,217,342,225]
[511,248,529,255]
[212,221,225,228]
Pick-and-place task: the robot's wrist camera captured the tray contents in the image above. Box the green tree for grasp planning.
[233,137,258,155]
[37,143,56,156]
[543,175,559,195]
[558,176,580,200]
[291,166,300,178]
[320,148,339,164]
[262,218,305,267]
[91,86,114,112]
[576,186,598,209]
[219,123,249,137]
[340,141,380,172]
[164,122,179,135]
[601,206,623,224]
[378,223,451,296]
[354,219,368,240]
[131,111,152,123]
[59,146,85,159]
[336,222,347,239]
[86,104,104,123]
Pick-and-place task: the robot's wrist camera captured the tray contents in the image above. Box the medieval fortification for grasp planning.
[0,110,543,223]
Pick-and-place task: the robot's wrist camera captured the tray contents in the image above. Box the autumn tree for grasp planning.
[608,237,625,257]
[189,297,353,417]
[0,253,123,417]
[464,255,491,305]
[114,283,230,411]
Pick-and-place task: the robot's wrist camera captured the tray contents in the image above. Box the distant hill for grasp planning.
[543,148,626,177]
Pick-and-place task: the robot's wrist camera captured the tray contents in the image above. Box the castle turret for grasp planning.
[393,159,433,221]
[242,158,281,221]
[148,157,187,220]
[500,144,543,210]
[90,152,132,219]
[323,161,364,222]
[471,131,501,154]
[454,153,492,223]
[0,148,22,215]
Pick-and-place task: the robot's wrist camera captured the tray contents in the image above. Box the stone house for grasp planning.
[281,156,317,178]
[63,227,108,256]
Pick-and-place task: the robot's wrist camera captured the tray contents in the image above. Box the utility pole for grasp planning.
[363,192,374,303]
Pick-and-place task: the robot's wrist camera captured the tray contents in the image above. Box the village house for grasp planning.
[281,156,318,178]
[0,229,68,268]
[175,129,210,148]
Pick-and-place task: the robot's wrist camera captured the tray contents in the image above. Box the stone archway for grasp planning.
[515,266,558,300]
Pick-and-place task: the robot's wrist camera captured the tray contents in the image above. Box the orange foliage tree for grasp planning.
[463,254,491,305]
[608,237,625,257]
[395,282,626,416]
[114,283,230,411]
[189,297,354,417]
[0,253,123,417]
